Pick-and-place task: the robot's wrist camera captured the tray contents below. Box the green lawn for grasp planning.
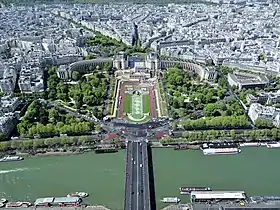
[124,94,131,114]
[123,93,151,123]
[143,94,150,113]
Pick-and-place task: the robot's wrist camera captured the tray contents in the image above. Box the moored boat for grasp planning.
[0,198,8,203]
[161,197,181,203]
[266,142,280,148]
[0,156,24,162]
[67,192,89,198]
[180,187,211,194]
[201,143,241,155]
[203,148,241,155]
[94,148,118,154]
[239,142,261,147]
[6,202,32,208]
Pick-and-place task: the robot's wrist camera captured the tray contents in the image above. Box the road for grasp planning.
[124,141,150,210]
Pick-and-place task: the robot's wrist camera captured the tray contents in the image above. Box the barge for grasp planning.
[34,197,82,207]
[94,148,118,154]
[180,187,211,195]
[201,143,241,155]
[174,145,189,150]
[239,142,261,147]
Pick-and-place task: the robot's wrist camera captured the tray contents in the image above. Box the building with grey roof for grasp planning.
[246,91,280,105]
[0,114,16,136]
[0,68,17,94]
[0,96,20,113]
[18,65,44,93]
[228,72,269,90]
[248,103,280,127]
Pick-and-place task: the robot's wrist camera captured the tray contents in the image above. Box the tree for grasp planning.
[204,104,216,117]
[230,130,236,139]
[72,71,81,81]
[255,118,274,129]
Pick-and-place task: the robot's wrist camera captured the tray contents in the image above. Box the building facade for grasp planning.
[55,52,217,82]
[248,103,280,127]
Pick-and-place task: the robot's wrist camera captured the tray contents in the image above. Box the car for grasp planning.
[137,192,140,195]
[140,164,143,168]
[134,161,136,164]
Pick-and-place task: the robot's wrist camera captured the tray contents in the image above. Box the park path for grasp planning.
[149,86,156,118]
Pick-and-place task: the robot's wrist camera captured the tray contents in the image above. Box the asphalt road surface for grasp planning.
[125,141,150,210]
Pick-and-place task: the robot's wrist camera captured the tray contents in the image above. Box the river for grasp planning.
[0,148,280,210]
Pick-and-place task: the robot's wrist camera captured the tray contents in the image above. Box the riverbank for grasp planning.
[1,148,280,209]
[2,140,279,159]
[17,150,86,157]
[0,206,111,210]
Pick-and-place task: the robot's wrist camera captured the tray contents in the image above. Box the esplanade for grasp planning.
[56,51,217,82]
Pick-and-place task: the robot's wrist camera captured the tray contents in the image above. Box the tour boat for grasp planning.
[266,142,280,148]
[6,202,32,208]
[201,143,241,155]
[161,197,181,203]
[67,192,89,198]
[0,156,24,162]
[203,148,241,155]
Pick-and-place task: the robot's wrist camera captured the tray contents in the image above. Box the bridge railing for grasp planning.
[142,142,151,210]
[124,141,133,210]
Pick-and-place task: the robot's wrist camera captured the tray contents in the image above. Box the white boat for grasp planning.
[266,142,280,148]
[0,156,24,162]
[239,143,260,147]
[0,198,8,203]
[6,202,32,208]
[180,187,211,195]
[203,148,241,155]
[67,192,89,198]
[161,197,181,203]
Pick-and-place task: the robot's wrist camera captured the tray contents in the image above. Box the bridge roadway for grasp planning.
[124,141,150,210]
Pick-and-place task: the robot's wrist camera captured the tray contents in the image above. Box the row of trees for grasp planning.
[0,136,96,152]
[161,128,280,143]
[176,115,250,130]
[17,101,98,138]
[86,32,146,57]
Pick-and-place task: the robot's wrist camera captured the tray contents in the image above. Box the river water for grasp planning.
[0,148,280,210]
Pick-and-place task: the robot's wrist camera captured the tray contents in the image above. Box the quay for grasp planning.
[0,206,110,210]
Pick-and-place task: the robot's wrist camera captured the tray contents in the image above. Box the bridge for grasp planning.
[124,140,151,210]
